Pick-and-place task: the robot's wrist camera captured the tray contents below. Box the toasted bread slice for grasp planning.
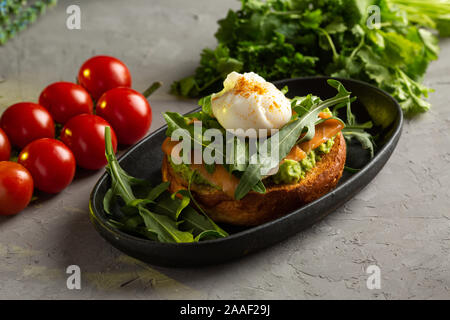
[162,133,346,226]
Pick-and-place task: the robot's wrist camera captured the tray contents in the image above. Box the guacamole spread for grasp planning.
[168,156,219,189]
[272,136,335,185]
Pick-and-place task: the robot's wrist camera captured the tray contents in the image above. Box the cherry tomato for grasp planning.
[0,102,55,149]
[39,82,93,124]
[0,128,11,161]
[18,138,76,194]
[0,161,34,215]
[96,87,152,145]
[77,55,132,100]
[60,114,117,170]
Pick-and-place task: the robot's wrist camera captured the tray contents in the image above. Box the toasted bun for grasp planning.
[162,133,346,226]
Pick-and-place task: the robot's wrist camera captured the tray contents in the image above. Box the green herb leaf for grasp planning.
[198,95,214,117]
[146,182,170,202]
[138,207,194,243]
[195,230,226,242]
[186,172,228,237]
[342,129,375,158]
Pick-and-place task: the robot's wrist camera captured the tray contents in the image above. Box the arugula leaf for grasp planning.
[163,111,191,138]
[344,166,361,173]
[225,134,248,173]
[163,111,229,170]
[195,230,226,242]
[138,207,194,243]
[331,90,376,159]
[104,132,149,206]
[291,94,321,118]
[146,181,170,201]
[106,218,158,241]
[144,189,225,240]
[186,172,228,237]
[342,129,375,159]
[252,180,266,194]
[180,206,227,239]
[171,191,191,220]
[198,95,214,117]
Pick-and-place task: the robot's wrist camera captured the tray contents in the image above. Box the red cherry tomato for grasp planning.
[0,161,34,215]
[96,87,152,145]
[77,56,132,100]
[0,128,11,161]
[18,138,76,194]
[60,114,117,170]
[0,102,55,149]
[39,82,93,124]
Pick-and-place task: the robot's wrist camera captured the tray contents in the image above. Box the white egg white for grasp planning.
[211,72,292,136]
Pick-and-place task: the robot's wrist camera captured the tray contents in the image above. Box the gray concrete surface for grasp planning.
[0,0,449,300]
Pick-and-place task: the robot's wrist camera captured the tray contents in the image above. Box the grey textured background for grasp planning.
[0,0,449,299]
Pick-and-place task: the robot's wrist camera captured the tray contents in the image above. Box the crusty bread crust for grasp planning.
[162,133,346,226]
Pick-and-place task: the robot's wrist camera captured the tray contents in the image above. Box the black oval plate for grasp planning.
[89,77,403,267]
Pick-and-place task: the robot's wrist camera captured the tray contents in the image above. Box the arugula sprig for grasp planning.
[341,106,375,160]
[102,127,228,243]
[289,81,376,160]
[328,82,376,159]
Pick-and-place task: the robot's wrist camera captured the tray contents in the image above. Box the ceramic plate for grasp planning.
[89,77,403,267]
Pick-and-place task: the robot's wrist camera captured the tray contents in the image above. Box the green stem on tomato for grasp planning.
[142,81,162,98]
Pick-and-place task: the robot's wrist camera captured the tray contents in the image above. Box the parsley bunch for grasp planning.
[171,0,449,116]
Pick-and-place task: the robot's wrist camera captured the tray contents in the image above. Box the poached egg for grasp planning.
[211,72,292,136]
